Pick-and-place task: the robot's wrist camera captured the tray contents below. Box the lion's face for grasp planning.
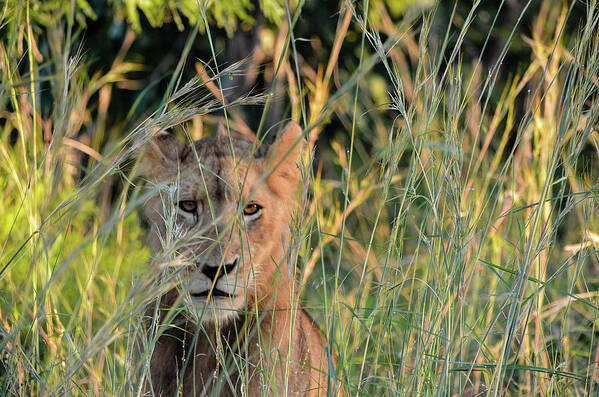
[139,122,303,323]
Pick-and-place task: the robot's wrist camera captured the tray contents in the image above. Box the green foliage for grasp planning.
[118,0,288,34]
[0,46,149,391]
[3,0,289,37]
[2,0,97,28]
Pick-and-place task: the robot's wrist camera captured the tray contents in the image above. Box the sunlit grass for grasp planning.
[1,0,598,395]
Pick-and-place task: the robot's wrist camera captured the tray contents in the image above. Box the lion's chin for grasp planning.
[186,294,242,324]
[190,288,232,298]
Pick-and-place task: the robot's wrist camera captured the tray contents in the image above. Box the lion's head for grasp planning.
[138,121,304,323]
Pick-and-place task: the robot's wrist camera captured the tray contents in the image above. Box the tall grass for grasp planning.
[1,0,598,395]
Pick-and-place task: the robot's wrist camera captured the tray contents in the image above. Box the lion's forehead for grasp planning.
[191,135,255,159]
[177,148,261,202]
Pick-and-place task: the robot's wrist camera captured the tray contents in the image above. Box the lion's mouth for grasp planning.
[191,289,232,298]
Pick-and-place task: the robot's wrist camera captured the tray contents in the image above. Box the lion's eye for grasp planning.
[243,203,262,216]
[178,200,198,213]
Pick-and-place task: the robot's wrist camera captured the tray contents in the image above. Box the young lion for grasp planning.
[138,121,337,396]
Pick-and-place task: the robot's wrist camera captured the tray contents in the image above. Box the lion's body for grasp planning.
[147,291,331,396]
[139,122,336,396]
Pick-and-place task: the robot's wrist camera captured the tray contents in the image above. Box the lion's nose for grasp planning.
[200,258,238,281]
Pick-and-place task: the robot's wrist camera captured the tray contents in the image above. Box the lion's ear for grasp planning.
[217,122,254,142]
[216,122,228,137]
[138,130,187,180]
[261,121,305,198]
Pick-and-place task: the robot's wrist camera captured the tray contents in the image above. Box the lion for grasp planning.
[137,121,338,396]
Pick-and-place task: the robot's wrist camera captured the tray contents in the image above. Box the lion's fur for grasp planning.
[138,121,337,396]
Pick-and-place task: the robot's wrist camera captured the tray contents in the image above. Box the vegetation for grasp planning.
[1,0,598,395]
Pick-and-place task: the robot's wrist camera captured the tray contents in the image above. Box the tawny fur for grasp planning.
[138,122,337,396]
